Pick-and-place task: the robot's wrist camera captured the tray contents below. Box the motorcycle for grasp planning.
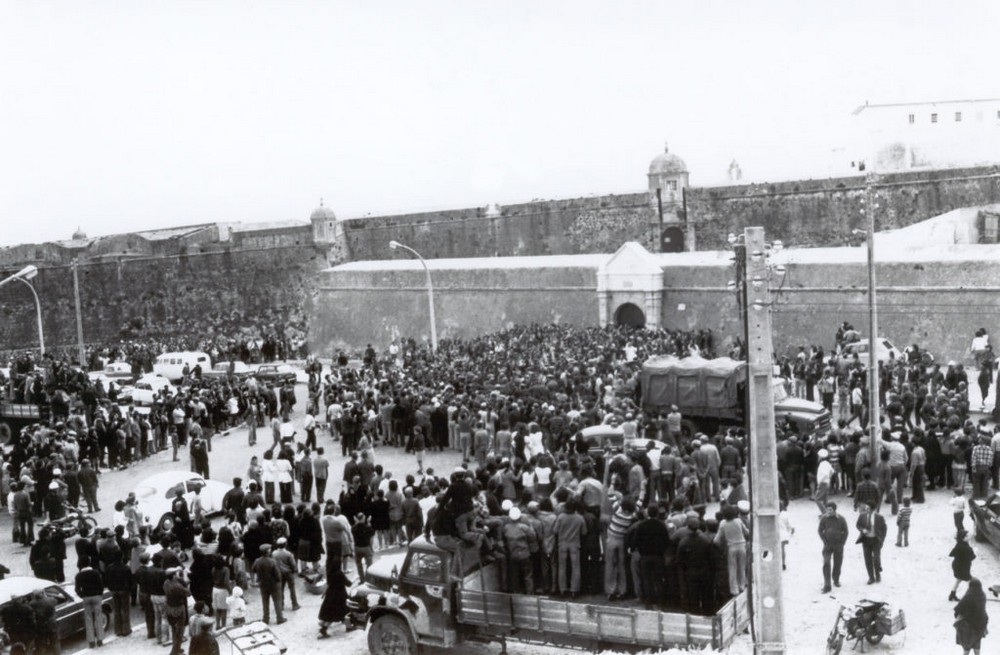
[40,505,99,540]
[826,599,906,654]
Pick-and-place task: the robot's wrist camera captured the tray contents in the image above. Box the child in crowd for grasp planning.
[951,487,967,535]
[413,428,426,475]
[778,500,794,570]
[896,497,912,547]
[226,586,247,627]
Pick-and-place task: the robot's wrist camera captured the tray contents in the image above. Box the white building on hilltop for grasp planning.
[851,98,1000,171]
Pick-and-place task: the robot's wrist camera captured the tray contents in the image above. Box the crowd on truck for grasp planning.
[0,321,995,653]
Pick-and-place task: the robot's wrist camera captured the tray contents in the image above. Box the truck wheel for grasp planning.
[368,614,415,655]
[680,419,698,440]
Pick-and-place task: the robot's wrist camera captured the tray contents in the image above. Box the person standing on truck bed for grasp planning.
[554,498,587,598]
[632,505,670,609]
[676,516,715,615]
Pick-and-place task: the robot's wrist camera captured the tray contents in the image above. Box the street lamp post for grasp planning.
[0,265,44,357]
[388,241,438,353]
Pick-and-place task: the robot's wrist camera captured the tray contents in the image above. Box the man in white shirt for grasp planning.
[815,448,834,514]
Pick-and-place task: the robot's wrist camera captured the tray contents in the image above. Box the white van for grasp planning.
[153,351,212,382]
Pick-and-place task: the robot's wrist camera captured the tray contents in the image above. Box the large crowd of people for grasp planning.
[0,321,996,653]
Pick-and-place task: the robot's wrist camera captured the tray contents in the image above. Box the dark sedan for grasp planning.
[253,363,298,385]
[0,576,112,641]
[969,493,1000,550]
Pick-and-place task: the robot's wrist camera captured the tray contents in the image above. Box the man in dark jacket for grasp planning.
[74,557,105,648]
[134,551,165,641]
[630,507,670,608]
[1,597,35,653]
[252,544,285,624]
[856,502,887,584]
[104,557,133,636]
[675,517,715,615]
[163,568,190,655]
[222,477,246,523]
[818,501,849,592]
[30,589,59,655]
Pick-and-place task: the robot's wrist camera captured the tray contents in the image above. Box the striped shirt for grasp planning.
[607,504,637,540]
[897,506,912,527]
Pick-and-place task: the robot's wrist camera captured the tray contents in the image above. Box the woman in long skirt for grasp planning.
[318,568,356,638]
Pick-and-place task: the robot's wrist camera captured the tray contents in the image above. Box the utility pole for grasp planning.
[656,187,664,252]
[864,174,881,466]
[72,260,86,367]
[743,226,785,655]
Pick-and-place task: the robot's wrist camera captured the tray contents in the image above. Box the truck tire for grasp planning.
[368,614,415,655]
[680,419,698,441]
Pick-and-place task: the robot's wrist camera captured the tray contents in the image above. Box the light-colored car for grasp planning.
[87,361,135,384]
[204,361,254,381]
[842,337,903,363]
[0,576,112,640]
[129,373,177,407]
[133,471,230,532]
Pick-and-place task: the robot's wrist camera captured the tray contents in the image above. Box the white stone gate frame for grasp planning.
[596,242,665,329]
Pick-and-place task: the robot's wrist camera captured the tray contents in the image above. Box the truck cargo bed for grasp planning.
[457,587,749,651]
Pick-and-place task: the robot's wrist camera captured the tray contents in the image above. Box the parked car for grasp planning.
[0,576,112,641]
[204,361,254,381]
[132,471,230,532]
[87,361,135,385]
[153,351,212,383]
[842,337,903,363]
[970,493,1000,550]
[129,373,176,407]
[253,363,298,385]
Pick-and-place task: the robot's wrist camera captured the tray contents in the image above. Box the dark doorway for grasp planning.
[661,226,685,253]
[614,303,646,328]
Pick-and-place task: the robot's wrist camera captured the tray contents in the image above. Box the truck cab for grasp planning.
[347,536,490,655]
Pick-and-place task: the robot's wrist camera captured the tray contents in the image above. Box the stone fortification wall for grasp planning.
[686,165,1000,250]
[0,245,326,354]
[310,262,600,355]
[314,249,1000,363]
[338,165,1000,258]
[340,193,657,260]
[659,249,1000,362]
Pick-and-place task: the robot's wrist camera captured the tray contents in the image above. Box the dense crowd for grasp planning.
[0,320,997,653]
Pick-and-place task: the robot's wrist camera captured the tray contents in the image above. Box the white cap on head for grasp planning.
[501,499,513,512]
[509,507,522,521]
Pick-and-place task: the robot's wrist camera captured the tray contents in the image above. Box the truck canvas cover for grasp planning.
[640,355,746,416]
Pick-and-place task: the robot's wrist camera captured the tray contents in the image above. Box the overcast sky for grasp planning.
[2,0,998,247]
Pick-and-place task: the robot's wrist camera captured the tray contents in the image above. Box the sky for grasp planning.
[1,0,999,247]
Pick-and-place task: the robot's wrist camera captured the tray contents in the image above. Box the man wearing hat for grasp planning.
[252,544,285,625]
[503,506,537,594]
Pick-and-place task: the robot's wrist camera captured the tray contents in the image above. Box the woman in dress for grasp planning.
[954,577,989,655]
[317,566,357,638]
[949,529,977,602]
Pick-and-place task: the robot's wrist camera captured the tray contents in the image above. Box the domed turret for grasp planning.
[310,199,338,244]
[648,143,688,176]
[72,226,87,240]
[310,200,336,223]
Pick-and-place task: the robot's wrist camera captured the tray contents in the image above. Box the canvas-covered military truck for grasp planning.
[0,402,50,442]
[347,536,750,654]
[640,355,830,439]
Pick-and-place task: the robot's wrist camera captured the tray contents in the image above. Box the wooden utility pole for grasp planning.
[743,226,785,654]
[72,260,86,366]
[864,174,881,466]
